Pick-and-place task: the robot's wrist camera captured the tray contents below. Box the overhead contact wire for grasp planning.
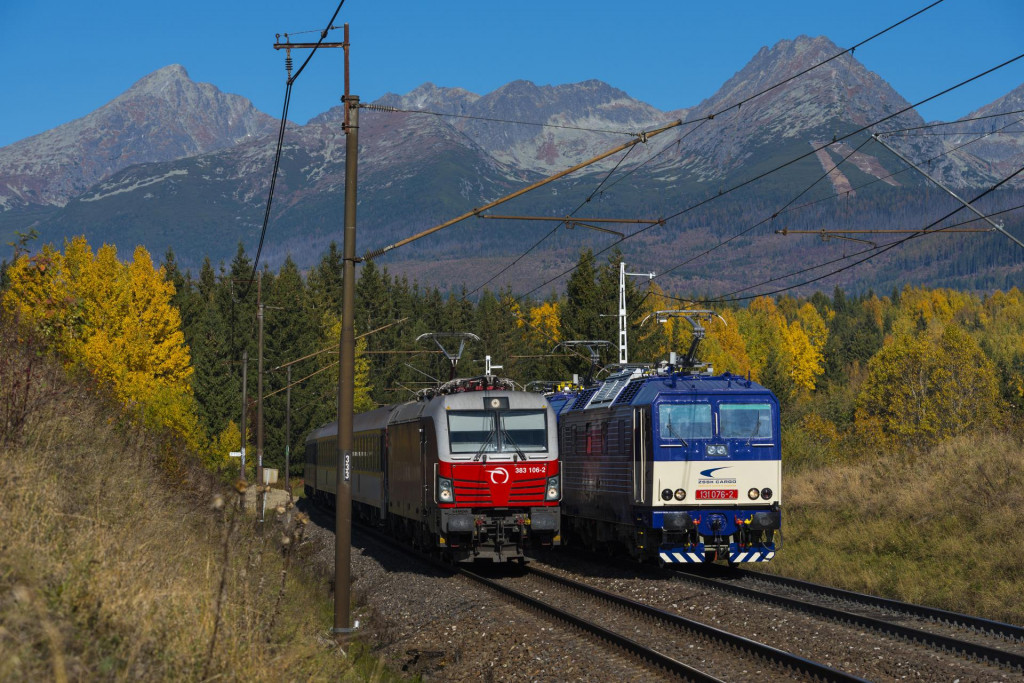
[516,49,1024,302]
[241,0,347,298]
[705,165,1024,303]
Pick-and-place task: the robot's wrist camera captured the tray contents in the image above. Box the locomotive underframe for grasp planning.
[564,503,779,563]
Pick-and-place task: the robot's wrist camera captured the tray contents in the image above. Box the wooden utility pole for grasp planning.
[276,21,358,640]
[257,273,264,486]
[240,350,248,482]
[285,365,292,501]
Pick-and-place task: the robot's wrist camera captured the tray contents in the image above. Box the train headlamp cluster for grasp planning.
[545,475,561,501]
[748,487,773,500]
[661,488,687,501]
[706,444,728,456]
[438,477,454,503]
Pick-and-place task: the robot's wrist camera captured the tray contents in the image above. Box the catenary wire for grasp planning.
[775,112,1024,219]
[365,0,951,272]
[514,50,1024,302]
[703,165,1024,303]
[655,111,1024,285]
[655,202,1024,307]
[240,0,347,299]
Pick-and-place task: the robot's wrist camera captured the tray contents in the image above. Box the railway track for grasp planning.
[722,566,1024,642]
[467,563,867,682]
[354,523,864,681]
[671,565,1024,671]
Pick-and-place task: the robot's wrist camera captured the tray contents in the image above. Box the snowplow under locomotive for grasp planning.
[305,376,561,563]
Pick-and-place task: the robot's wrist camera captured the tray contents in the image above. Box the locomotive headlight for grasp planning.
[748,487,760,500]
[438,477,455,503]
[674,488,686,501]
[760,487,773,500]
[661,488,673,501]
[545,475,561,501]
[716,445,727,456]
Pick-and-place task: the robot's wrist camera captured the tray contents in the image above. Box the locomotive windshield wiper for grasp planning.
[665,418,689,448]
[502,428,527,462]
[473,423,497,462]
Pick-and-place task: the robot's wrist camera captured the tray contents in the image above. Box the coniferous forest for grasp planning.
[4,235,1022,480]
[4,234,1024,621]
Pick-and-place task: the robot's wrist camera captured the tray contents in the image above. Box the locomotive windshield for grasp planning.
[499,411,547,451]
[448,409,548,454]
[720,403,773,439]
[659,403,712,440]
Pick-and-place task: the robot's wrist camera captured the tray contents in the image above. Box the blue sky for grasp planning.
[1,0,1022,148]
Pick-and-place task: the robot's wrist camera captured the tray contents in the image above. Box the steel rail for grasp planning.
[518,565,867,683]
[731,568,1024,642]
[672,568,1024,671]
[352,523,720,681]
[459,566,725,682]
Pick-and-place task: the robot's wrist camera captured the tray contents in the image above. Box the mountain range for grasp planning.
[2,35,1022,296]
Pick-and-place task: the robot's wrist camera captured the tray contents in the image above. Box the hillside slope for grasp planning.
[0,323,361,680]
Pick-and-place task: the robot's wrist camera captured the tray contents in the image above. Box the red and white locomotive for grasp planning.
[305,375,561,562]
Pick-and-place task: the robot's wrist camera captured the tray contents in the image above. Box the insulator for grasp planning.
[285,50,293,78]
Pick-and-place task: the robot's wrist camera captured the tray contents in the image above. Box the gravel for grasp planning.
[293,501,1021,681]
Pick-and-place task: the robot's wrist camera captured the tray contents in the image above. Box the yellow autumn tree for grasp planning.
[856,323,1000,447]
[735,296,826,398]
[700,309,753,377]
[2,237,202,449]
[524,299,561,349]
[322,312,374,413]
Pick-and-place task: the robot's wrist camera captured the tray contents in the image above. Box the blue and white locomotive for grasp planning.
[556,317,781,565]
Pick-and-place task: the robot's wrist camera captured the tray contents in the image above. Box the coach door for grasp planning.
[379,432,388,521]
[632,407,651,503]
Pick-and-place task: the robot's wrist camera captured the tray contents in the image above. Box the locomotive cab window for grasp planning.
[719,403,773,439]
[499,410,547,451]
[659,403,712,441]
[448,412,497,453]
[448,409,548,455]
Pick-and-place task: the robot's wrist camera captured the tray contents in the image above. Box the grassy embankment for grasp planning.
[767,431,1024,625]
[0,330,393,680]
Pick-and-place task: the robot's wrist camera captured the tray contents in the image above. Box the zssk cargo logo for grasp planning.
[487,467,510,484]
[698,466,736,485]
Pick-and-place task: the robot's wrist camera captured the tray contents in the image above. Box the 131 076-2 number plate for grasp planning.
[696,489,737,500]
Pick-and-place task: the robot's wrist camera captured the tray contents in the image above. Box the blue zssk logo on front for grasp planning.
[700,467,731,478]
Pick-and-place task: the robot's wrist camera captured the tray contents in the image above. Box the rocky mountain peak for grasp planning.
[0,64,276,211]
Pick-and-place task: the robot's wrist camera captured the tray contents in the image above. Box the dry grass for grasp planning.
[0,322,394,681]
[767,431,1024,624]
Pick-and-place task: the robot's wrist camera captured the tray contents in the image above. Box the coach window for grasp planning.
[659,403,712,441]
[719,403,773,439]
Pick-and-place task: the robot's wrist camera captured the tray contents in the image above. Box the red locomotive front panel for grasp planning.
[444,461,559,507]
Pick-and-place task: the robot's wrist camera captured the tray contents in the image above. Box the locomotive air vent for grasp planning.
[587,372,634,409]
[612,379,645,406]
